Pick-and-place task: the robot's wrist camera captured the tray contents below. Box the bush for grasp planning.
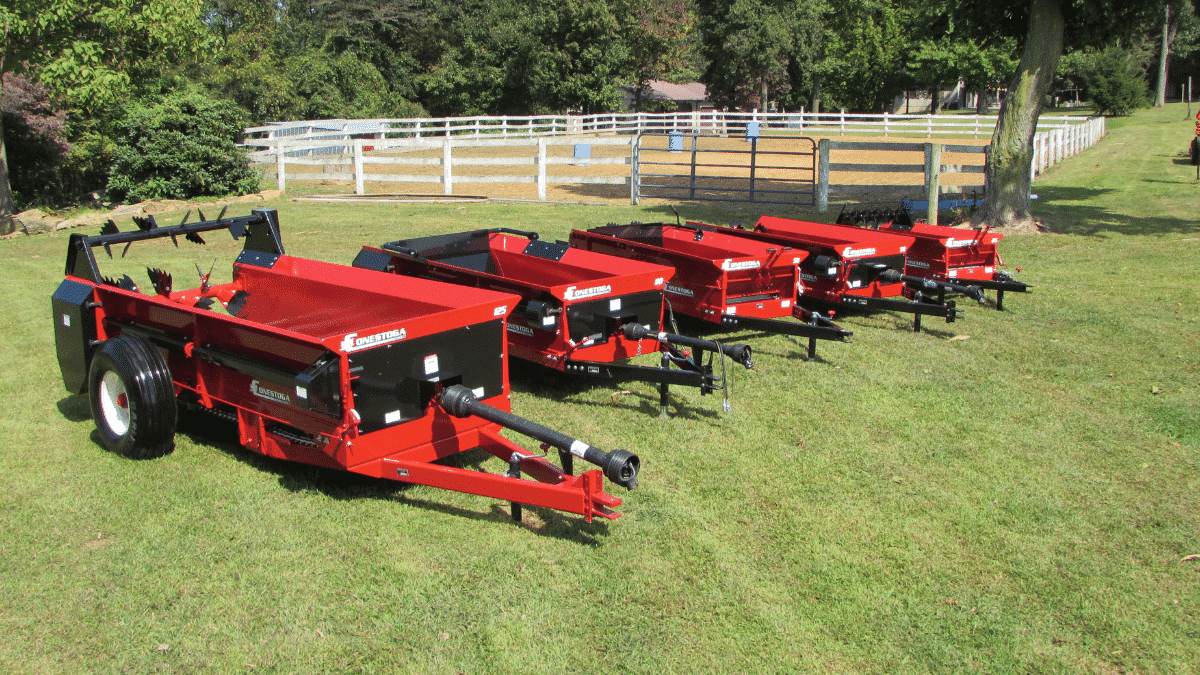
[107,90,260,203]
[1,74,73,209]
[1086,46,1149,116]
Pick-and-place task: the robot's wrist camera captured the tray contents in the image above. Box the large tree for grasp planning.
[953,0,1170,227]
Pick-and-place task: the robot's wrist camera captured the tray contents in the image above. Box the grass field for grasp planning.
[1,104,1197,674]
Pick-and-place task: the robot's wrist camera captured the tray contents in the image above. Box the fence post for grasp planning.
[354,139,364,195]
[689,134,699,199]
[630,136,640,205]
[799,106,805,132]
[537,138,547,201]
[924,143,941,226]
[275,139,286,192]
[883,111,889,136]
[817,138,830,212]
[443,139,453,195]
[1030,134,1040,181]
[839,109,846,135]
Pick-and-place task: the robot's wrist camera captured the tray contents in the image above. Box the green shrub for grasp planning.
[107,90,260,203]
[1086,46,1149,116]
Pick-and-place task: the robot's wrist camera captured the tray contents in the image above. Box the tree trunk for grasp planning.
[0,97,16,231]
[1156,4,1170,106]
[976,89,988,114]
[811,73,821,114]
[1155,4,1181,107]
[979,0,1064,228]
[0,60,15,228]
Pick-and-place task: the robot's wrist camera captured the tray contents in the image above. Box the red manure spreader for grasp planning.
[353,228,753,415]
[835,205,1030,310]
[568,221,853,359]
[696,215,989,332]
[52,210,637,522]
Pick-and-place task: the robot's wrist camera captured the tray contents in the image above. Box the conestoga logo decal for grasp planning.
[251,380,291,405]
[907,260,930,269]
[721,259,761,271]
[664,284,694,297]
[340,328,407,352]
[563,284,612,301]
[842,246,877,257]
[507,323,535,336]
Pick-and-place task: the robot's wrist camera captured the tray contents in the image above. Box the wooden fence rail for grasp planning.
[243,110,1094,158]
[250,114,1105,209]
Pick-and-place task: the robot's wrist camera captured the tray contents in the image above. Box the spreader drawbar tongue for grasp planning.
[438,384,639,490]
[873,267,986,304]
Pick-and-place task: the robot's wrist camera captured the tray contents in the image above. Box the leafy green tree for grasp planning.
[696,0,802,110]
[906,39,960,112]
[106,89,260,203]
[621,0,699,111]
[420,0,630,115]
[905,37,1017,113]
[825,4,908,112]
[957,39,1018,113]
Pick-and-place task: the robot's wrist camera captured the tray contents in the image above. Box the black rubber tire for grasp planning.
[87,334,177,459]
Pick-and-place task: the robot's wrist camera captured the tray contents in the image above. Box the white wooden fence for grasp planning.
[246,112,1105,204]
[262,136,633,201]
[1030,116,1106,179]
[242,110,1093,158]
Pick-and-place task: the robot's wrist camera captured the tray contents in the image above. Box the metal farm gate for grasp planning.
[633,133,817,206]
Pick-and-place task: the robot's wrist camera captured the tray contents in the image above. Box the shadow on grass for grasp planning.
[62,401,614,544]
[508,358,727,424]
[57,395,92,422]
[1034,186,1200,236]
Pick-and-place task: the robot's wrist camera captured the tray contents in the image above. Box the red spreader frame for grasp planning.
[702,216,988,332]
[569,222,852,360]
[835,206,1030,310]
[353,229,753,416]
[51,210,637,523]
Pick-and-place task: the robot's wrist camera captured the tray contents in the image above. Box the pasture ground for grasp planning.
[1,104,1196,674]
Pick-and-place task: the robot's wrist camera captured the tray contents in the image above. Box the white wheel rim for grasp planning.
[99,370,130,437]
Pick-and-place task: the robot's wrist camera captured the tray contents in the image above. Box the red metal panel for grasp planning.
[568,224,807,324]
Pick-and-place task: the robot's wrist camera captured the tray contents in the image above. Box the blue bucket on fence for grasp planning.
[745,121,760,141]
[573,143,591,166]
[668,131,683,152]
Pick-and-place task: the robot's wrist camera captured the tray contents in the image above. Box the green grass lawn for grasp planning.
[0,104,1196,674]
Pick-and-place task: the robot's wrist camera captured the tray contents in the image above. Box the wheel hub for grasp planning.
[99,370,131,436]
